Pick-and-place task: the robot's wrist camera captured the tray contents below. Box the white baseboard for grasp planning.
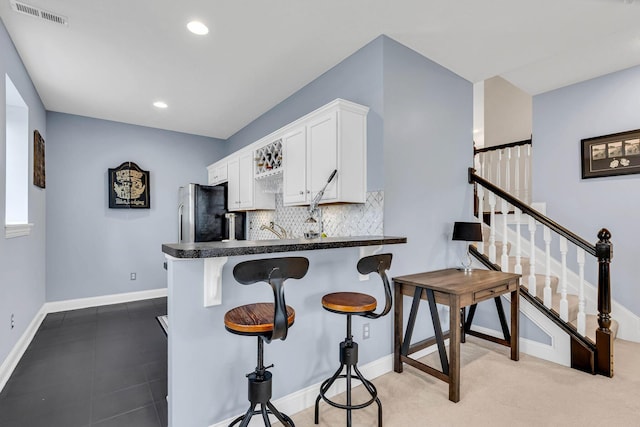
[210,343,443,427]
[0,305,47,393]
[0,288,167,394]
[44,288,168,313]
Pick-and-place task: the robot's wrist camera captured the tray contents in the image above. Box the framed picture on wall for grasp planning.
[108,162,150,208]
[34,130,45,188]
[581,129,640,179]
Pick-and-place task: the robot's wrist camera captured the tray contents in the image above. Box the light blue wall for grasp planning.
[45,112,225,301]
[168,35,473,425]
[0,19,47,366]
[533,65,640,316]
[381,36,472,273]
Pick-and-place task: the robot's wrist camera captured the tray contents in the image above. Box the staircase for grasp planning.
[468,167,616,376]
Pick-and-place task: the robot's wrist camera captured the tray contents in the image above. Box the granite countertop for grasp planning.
[162,235,407,259]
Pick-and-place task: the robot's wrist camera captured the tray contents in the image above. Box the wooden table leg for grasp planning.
[449,296,461,402]
[511,287,519,361]
[393,281,403,373]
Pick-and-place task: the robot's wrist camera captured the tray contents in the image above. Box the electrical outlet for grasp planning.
[130,273,136,280]
[10,313,15,329]
[363,323,370,340]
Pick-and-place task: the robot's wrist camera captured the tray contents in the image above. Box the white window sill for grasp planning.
[5,223,34,239]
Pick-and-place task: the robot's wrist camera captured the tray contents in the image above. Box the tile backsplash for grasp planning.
[247,191,384,240]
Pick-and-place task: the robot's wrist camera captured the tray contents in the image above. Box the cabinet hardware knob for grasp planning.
[299,191,304,195]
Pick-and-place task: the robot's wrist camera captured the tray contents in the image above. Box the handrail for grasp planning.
[468,167,595,256]
[474,138,532,155]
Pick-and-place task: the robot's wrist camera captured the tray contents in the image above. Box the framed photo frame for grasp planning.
[34,130,45,188]
[581,129,640,179]
[108,162,150,208]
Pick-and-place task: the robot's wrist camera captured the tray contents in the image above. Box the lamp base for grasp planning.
[456,267,474,274]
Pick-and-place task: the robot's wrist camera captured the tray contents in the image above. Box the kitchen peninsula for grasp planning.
[162,235,406,426]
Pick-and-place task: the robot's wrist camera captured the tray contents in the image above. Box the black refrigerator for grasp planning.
[178,183,245,243]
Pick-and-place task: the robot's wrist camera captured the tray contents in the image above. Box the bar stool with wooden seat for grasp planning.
[314,253,393,427]
[225,256,309,427]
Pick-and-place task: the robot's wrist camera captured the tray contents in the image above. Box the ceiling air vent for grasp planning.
[10,1,68,26]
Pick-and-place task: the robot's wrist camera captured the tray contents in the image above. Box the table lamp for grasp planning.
[452,221,483,273]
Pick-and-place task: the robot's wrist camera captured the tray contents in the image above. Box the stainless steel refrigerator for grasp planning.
[178,183,245,243]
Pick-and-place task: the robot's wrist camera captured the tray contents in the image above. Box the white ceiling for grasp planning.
[1,0,639,139]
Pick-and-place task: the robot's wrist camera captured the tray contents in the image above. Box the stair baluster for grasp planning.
[505,147,511,194]
[488,192,497,263]
[527,216,537,296]
[559,237,569,321]
[543,227,553,308]
[514,208,522,278]
[496,149,502,189]
[501,197,509,271]
[524,144,531,204]
[476,185,485,256]
[514,146,521,200]
[577,248,586,335]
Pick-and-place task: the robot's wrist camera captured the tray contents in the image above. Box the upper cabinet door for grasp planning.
[227,157,240,211]
[238,152,254,209]
[307,111,338,202]
[208,162,228,185]
[282,126,307,204]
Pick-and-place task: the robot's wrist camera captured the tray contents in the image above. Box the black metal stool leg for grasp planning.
[231,336,295,427]
[228,403,255,427]
[260,404,271,427]
[266,400,294,426]
[315,314,382,426]
[315,362,345,423]
[353,364,382,427]
[346,364,352,427]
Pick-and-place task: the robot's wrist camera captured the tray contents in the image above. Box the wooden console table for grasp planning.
[392,268,521,402]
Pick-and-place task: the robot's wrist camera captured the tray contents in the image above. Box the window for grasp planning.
[5,74,31,238]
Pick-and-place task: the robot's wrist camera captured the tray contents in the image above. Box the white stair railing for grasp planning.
[470,167,615,377]
[474,139,532,212]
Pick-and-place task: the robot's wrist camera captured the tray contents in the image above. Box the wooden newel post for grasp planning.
[595,228,613,377]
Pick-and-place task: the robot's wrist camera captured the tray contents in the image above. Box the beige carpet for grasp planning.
[281,337,640,426]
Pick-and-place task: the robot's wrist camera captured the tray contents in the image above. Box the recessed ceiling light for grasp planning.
[153,101,168,109]
[187,21,209,35]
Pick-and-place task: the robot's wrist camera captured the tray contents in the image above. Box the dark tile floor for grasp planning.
[0,298,168,427]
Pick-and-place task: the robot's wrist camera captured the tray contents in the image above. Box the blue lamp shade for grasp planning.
[452,222,483,242]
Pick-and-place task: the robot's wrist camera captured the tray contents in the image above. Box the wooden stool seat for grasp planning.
[225,303,295,335]
[322,292,377,314]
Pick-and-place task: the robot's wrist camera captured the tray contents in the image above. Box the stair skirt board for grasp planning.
[210,341,448,427]
[0,288,168,394]
[479,224,640,343]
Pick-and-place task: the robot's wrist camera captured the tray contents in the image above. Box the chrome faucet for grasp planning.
[260,221,288,239]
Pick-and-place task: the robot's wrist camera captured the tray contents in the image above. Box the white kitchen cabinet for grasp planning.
[227,157,240,210]
[282,126,307,204]
[227,151,275,211]
[282,100,368,206]
[207,162,228,185]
